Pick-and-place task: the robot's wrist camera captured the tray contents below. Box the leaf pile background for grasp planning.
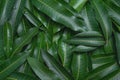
[0,0,120,80]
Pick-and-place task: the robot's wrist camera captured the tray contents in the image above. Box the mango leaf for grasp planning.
[3,22,13,57]
[84,62,119,80]
[74,31,102,37]
[6,72,38,80]
[58,31,72,70]
[56,0,81,17]
[114,31,120,64]
[24,8,42,28]
[11,27,38,57]
[66,38,105,47]
[41,50,74,80]
[31,0,86,32]
[9,0,26,31]
[102,68,120,80]
[0,0,15,55]
[17,19,30,37]
[92,0,112,41]
[81,3,101,32]
[0,52,29,79]
[71,53,88,80]
[71,45,96,53]
[0,0,16,26]
[104,0,120,27]
[27,57,61,80]
[70,0,88,12]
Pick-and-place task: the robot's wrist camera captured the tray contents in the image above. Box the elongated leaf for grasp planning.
[6,72,38,80]
[41,50,74,80]
[0,0,15,55]
[27,57,61,80]
[17,19,29,36]
[92,0,112,41]
[110,0,120,7]
[70,0,88,12]
[104,0,120,27]
[66,38,105,47]
[0,0,16,26]
[31,0,86,32]
[9,0,26,31]
[92,54,115,64]
[74,31,102,38]
[24,8,42,27]
[0,52,29,79]
[56,0,81,17]
[84,62,119,80]
[58,31,72,70]
[72,45,96,53]
[114,31,120,64]
[102,68,120,80]
[81,3,101,31]
[11,28,38,57]
[3,22,13,57]
[71,53,88,80]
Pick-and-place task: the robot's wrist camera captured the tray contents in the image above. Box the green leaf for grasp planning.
[71,45,96,53]
[58,31,72,70]
[70,0,88,12]
[6,72,38,80]
[27,57,61,80]
[0,0,16,26]
[0,52,29,79]
[104,0,120,27]
[55,0,81,17]
[74,31,102,38]
[31,0,86,32]
[81,3,101,32]
[66,37,105,47]
[0,0,15,55]
[41,50,74,80]
[84,62,119,80]
[17,19,30,37]
[114,31,120,64]
[71,53,88,80]
[11,28,39,57]
[102,68,120,80]
[24,8,42,28]
[92,0,112,41]
[3,22,13,57]
[9,0,26,31]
